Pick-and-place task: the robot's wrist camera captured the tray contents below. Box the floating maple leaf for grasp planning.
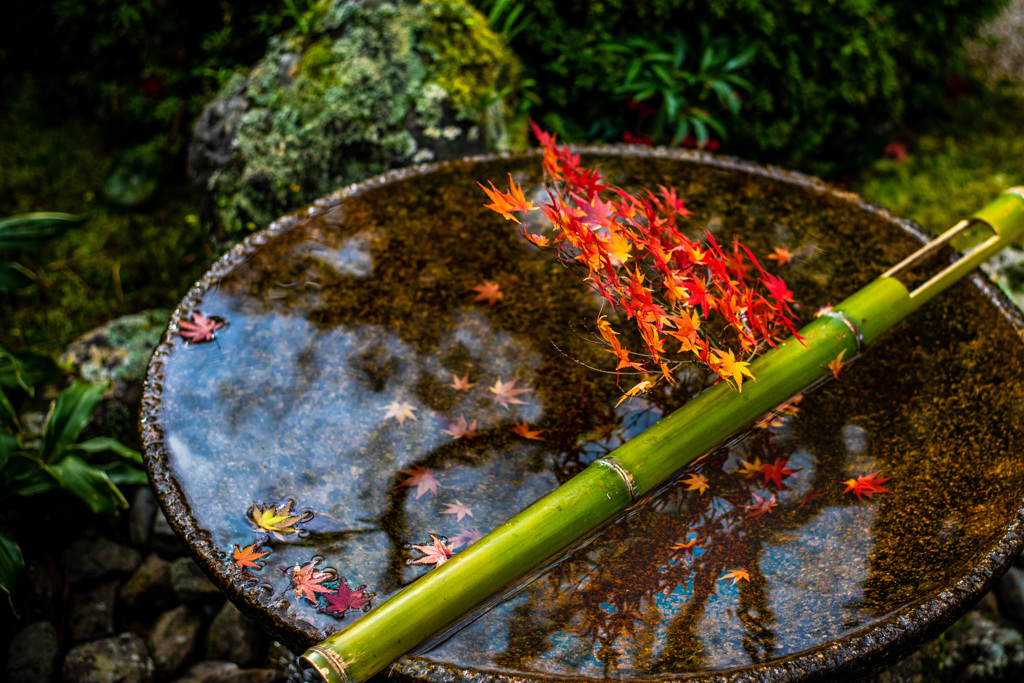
[411,534,455,568]
[759,458,799,490]
[282,560,334,604]
[382,400,417,426]
[682,473,709,495]
[177,312,225,343]
[511,421,544,440]
[838,471,892,500]
[669,536,700,559]
[440,500,474,522]
[737,457,764,478]
[443,414,479,440]
[720,569,750,584]
[489,377,530,409]
[450,373,475,391]
[450,526,483,551]
[232,542,269,570]
[767,246,794,266]
[740,493,777,518]
[470,281,503,306]
[319,578,372,617]
[395,465,441,499]
[248,500,312,541]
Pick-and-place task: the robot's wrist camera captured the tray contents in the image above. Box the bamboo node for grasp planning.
[594,456,639,502]
[821,310,864,352]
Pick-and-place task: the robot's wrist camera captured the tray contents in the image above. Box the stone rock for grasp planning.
[206,601,268,666]
[152,509,188,558]
[60,310,172,451]
[120,553,174,610]
[997,565,1024,624]
[172,661,239,683]
[63,632,156,683]
[188,0,524,234]
[942,611,1024,682]
[266,641,316,683]
[148,605,204,677]
[64,536,142,583]
[68,580,118,642]
[5,620,60,683]
[130,487,158,549]
[170,557,222,603]
[24,557,63,621]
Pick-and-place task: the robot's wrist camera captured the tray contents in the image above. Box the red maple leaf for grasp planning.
[489,377,530,409]
[440,499,474,522]
[411,534,455,567]
[282,561,334,604]
[319,578,372,616]
[511,421,544,440]
[395,465,441,499]
[837,472,892,500]
[450,526,482,551]
[740,493,777,518]
[443,414,479,440]
[469,281,503,306]
[177,312,225,343]
[758,457,799,489]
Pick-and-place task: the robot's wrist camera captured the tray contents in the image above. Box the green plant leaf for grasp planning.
[98,462,149,486]
[0,350,62,392]
[710,81,741,114]
[43,455,128,515]
[73,437,143,464]
[650,64,674,88]
[0,213,87,249]
[692,117,709,145]
[0,432,22,471]
[0,386,17,434]
[672,119,690,146]
[39,382,105,463]
[724,47,756,72]
[0,263,36,291]
[700,46,715,73]
[0,533,24,617]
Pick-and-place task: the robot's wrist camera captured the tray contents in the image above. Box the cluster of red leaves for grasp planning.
[480,122,800,391]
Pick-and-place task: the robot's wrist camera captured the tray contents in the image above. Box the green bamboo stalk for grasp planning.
[303,189,1024,683]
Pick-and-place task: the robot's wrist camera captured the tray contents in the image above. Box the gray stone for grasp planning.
[24,557,62,621]
[206,601,268,666]
[170,557,222,603]
[867,637,942,682]
[172,661,240,683]
[152,509,188,558]
[65,536,142,583]
[148,605,204,677]
[130,487,158,549]
[120,553,174,610]
[5,620,60,683]
[942,611,1024,682]
[62,632,156,683]
[68,580,118,642]
[996,565,1024,624]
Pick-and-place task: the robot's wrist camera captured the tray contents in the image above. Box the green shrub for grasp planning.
[472,0,1011,173]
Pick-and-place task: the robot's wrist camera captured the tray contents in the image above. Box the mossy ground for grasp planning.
[0,85,213,355]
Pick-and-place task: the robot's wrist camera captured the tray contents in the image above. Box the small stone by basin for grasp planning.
[142,148,1024,682]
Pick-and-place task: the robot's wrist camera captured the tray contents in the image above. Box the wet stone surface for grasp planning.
[143,151,1024,679]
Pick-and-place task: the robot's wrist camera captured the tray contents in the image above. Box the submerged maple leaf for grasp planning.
[411,534,455,568]
[670,536,700,559]
[759,458,799,490]
[470,281,503,306]
[838,472,892,500]
[740,493,778,518]
[282,560,334,604]
[511,421,544,440]
[489,377,530,409]
[767,246,794,266]
[443,414,479,440]
[382,400,418,426]
[232,542,269,570]
[249,500,311,540]
[720,569,750,585]
[682,473,709,495]
[396,465,441,499]
[450,527,483,551]
[440,500,474,522]
[450,373,475,391]
[737,457,764,478]
[177,312,225,343]
[319,578,372,616]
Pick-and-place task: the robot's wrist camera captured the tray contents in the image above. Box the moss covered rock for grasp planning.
[189,0,525,234]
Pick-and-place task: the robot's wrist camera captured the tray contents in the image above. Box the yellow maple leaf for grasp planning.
[712,348,754,392]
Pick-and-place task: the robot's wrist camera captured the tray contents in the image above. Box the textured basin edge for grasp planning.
[140,145,1024,682]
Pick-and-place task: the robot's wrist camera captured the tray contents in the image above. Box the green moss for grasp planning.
[206,0,526,234]
[0,85,213,354]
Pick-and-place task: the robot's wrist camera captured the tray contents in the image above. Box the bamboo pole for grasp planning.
[303,189,1024,683]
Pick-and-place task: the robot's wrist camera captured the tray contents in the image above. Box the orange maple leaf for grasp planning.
[479,174,536,223]
[396,465,441,498]
[443,414,479,440]
[720,569,750,584]
[282,561,334,604]
[232,542,269,570]
[682,473,709,495]
[767,245,794,266]
[470,280,503,306]
[825,349,847,380]
[616,379,653,407]
[489,377,530,409]
[837,471,892,500]
[511,421,544,440]
[711,348,754,392]
[737,457,764,478]
[450,373,475,391]
[411,534,455,568]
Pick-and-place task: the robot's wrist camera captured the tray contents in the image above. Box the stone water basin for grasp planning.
[142,148,1024,682]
